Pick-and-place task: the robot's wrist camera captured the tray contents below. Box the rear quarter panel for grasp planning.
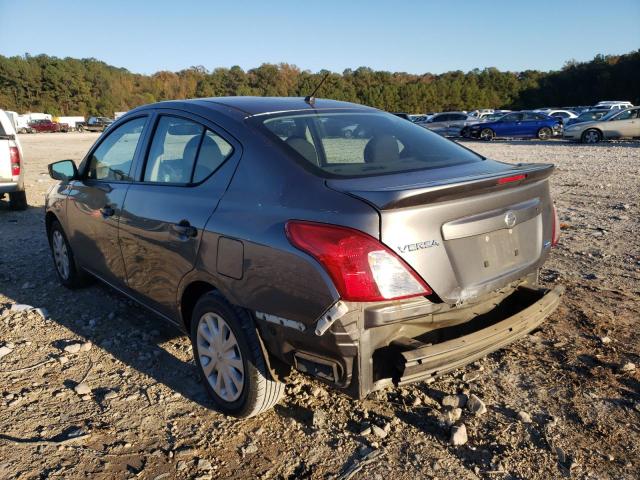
[187,127,380,326]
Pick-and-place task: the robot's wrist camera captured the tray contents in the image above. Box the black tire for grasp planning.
[537,127,552,140]
[190,291,285,417]
[48,219,91,288]
[581,129,601,144]
[461,126,470,138]
[8,191,27,210]
[480,128,495,141]
[77,125,84,133]
[18,128,27,134]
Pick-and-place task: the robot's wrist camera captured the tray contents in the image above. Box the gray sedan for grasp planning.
[45,97,562,417]
[420,111,476,137]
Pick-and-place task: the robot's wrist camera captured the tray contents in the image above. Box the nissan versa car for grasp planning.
[45,97,563,417]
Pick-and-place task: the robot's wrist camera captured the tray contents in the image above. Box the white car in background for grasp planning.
[593,101,634,111]
[0,109,27,210]
[534,109,578,125]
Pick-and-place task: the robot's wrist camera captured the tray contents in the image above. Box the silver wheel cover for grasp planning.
[196,312,244,402]
[52,230,70,280]
[585,130,599,143]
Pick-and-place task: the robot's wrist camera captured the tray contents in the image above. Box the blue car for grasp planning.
[468,111,562,140]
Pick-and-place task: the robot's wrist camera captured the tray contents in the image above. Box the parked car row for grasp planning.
[404,100,637,143]
[5,111,116,134]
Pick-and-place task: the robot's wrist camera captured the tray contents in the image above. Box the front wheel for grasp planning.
[191,292,285,417]
[480,128,495,141]
[537,127,552,140]
[18,128,27,134]
[48,220,91,288]
[77,125,84,132]
[581,129,601,144]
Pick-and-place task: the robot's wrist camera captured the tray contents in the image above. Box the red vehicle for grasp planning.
[29,119,68,133]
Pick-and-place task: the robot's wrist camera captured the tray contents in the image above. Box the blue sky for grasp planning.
[0,0,638,74]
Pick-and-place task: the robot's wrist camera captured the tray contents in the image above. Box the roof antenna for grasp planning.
[304,72,330,105]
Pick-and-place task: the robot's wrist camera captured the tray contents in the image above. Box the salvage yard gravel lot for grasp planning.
[1,133,638,479]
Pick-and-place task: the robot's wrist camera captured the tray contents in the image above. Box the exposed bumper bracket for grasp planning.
[315,301,349,336]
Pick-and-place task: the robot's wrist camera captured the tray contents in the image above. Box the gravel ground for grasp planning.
[0,133,639,479]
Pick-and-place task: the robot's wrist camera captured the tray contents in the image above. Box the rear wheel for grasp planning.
[8,191,27,210]
[48,220,91,288]
[18,128,27,134]
[537,127,552,140]
[190,291,285,417]
[581,129,601,144]
[480,128,495,141]
[77,125,84,133]
[461,127,470,138]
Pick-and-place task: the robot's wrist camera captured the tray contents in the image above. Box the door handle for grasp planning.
[171,220,197,238]
[100,205,115,218]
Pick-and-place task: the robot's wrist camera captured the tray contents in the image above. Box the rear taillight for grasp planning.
[551,204,560,247]
[286,221,432,302]
[9,146,21,177]
[497,174,526,185]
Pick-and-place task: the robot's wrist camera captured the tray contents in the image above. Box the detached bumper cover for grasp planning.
[395,285,564,385]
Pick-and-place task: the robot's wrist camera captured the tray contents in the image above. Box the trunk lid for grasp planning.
[327,160,555,304]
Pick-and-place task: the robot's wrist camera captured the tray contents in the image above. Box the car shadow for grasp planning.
[0,266,221,411]
[0,202,41,214]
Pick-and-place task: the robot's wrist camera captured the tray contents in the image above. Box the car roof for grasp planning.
[201,96,372,116]
[130,96,377,121]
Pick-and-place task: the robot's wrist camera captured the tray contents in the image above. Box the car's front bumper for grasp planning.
[563,131,581,140]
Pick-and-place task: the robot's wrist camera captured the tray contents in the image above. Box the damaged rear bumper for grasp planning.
[393,285,564,387]
[256,283,564,400]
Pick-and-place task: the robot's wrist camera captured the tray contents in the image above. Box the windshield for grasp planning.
[256,111,483,177]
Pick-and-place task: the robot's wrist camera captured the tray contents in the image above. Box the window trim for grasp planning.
[135,110,237,188]
[80,114,150,184]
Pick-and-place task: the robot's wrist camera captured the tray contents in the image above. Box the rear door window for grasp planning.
[192,130,234,183]
[144,116,234,184]
[144,117,204,183]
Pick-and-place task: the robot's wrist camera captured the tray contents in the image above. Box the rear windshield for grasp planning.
[256,111,482,177]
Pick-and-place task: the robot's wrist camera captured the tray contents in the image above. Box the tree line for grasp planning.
[0,50,638,116]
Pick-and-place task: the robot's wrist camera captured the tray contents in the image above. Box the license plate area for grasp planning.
[444,215,542,287]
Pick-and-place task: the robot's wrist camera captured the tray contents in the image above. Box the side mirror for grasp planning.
[48,160,78,181]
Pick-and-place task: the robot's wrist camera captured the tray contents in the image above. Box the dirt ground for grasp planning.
[1,133,639,480]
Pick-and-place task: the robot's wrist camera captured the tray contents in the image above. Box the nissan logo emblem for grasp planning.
[504,211,517,228]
